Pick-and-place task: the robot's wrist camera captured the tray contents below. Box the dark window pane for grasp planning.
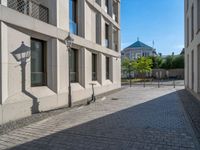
[92,54,97,81]
[198,0,200,30]
[191,5,194,41]
[70,49,78,82]
[105,24,109,48]
[31,39,46,86]
[106,57,110,79]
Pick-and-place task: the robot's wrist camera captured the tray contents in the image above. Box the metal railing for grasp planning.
[7,0,49,23]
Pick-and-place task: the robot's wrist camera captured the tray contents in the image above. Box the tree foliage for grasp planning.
[172,55,184,69]
[121,54,184,78]
[149,56,163,69]
[135,57,153,73]
[160,55,184,69]
[121,58,137,78]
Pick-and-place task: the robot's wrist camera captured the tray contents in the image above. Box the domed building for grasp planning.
[121,40,157,60]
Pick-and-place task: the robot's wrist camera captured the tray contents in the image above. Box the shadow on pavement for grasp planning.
[9,90,197,150]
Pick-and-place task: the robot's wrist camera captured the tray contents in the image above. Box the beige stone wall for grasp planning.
[185,0,200,93]
[0,0,121,124]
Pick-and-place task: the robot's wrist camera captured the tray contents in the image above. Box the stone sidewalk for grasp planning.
[0,87,199,150]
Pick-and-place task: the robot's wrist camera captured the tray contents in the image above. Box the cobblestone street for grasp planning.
[0,87,199,150]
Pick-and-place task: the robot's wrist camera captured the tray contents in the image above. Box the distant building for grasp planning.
[121,40,157,60]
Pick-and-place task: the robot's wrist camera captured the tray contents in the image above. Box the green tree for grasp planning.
[160,55,174,69]
[135,57,153,87]
[160,54,184,69]
[149,56,163,69]
[172,55,184,69]
[121,58,137,78]
[135,57,153,74]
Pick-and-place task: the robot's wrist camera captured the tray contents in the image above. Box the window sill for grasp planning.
[71,83,84,91]
[29,86,56,98]
[4,86,56,104]
[103,79,113,85]
[89,81,101,87]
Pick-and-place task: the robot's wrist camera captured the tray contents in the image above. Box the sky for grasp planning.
[121,0,184,55]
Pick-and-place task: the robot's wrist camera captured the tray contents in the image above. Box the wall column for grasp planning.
[98,53,105,85]
[79,48,91,88]
[109,24,113,49]
[0,22,8,104]
[47,38,58,93]
[78,0,85,37]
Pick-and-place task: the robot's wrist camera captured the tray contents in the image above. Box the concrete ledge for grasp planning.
[72,87,125,107]
[0,87,124,135]
[0,85,122,125]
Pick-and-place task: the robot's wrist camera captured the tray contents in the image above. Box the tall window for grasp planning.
[106,57,110,80]
[191,50,194,89]
[187,17,189,47]
[198,45,200,92]
[70,49,78,83]
[31,39,47,86]
[198,0,200,31]
[105,0,109,13]
[191,5,194,41]
[105,23,109,48]
[92,53,97,81]
[96,13,101,44]
[69,0,77,34]
[186,0,189,12]
[187,54,189,87]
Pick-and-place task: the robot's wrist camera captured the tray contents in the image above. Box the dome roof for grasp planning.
[125,40,153,50]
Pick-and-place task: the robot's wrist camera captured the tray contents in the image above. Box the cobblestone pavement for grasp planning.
[0,87,199,150]
[178,89,200,143]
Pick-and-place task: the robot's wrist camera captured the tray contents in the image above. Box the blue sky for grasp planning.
[121,0,184,55]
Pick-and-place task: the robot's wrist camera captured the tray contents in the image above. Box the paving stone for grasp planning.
[0,87,199,150]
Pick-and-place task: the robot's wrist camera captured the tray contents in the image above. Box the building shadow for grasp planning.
[11,42,39,114]
[8,89,197,150]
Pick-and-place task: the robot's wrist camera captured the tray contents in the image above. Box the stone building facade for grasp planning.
[0,0,121,124]
[184,0,200,96]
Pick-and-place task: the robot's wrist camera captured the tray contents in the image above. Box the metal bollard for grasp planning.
[173,80,175,88]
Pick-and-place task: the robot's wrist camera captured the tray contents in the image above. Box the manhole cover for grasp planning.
[111,98,119,100]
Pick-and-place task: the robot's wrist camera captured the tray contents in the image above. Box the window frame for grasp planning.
[92,53,98,81]
[70,48,79,83]
[69,0,78,34]
[186,17,189,47]
[106,56,110,80]
[31,38,47,87]
[191,4,194,42]
[105,23,109,48]
[197,0,200,33]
